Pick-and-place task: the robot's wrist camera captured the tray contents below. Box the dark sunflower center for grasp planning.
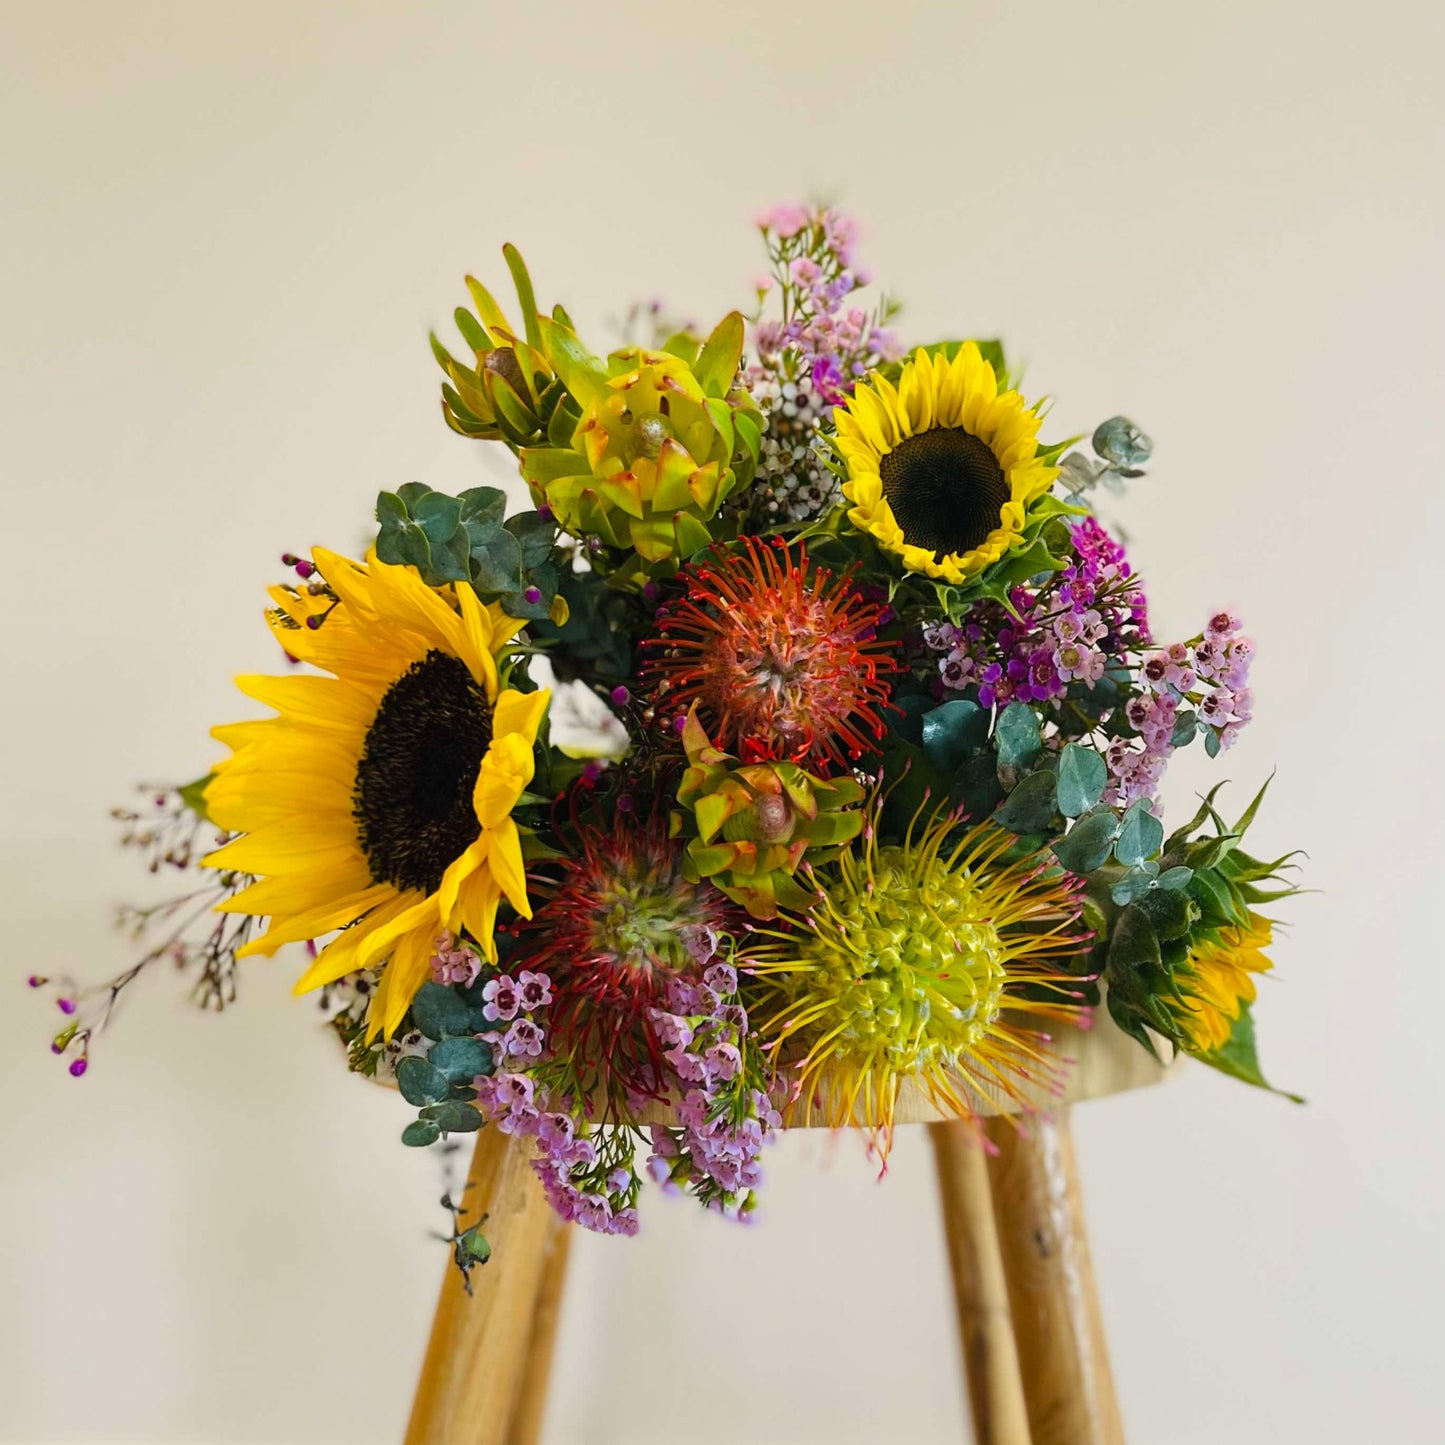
[879,426,1010,559]
[353,650,492,895]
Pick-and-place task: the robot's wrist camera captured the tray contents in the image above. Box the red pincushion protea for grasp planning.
[516,819,732,1105]
[644,537,896,768]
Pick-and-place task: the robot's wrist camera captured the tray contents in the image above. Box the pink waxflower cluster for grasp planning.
[645,964,780,1221]
[429,939,482,987]
[1106,612,1255,804]
[751,204,900,398]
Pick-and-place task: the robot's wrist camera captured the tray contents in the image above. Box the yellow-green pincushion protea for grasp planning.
[748,806,1090,1150]
[520,314,761,572]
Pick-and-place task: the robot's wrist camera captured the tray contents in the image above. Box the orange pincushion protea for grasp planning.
[643,537,896,768]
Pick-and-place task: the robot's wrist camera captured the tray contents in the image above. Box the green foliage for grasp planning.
[1056,744,1106,817]
[374,482,563,621]
[1053,808,1119,872]
[1195,1003,1304,1101]
[994,703,1042,773]
[527,564,636,689]
[995,770,1058,833]
[410,982,475,1041]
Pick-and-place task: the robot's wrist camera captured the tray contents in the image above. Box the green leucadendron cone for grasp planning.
[670,707,864,919]
[519,313,762,581]
[431,245,568,449]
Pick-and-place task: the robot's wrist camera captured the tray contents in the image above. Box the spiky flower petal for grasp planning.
[644,537,896,769]
[517,819,732,1102]
[748,806,1090,1150]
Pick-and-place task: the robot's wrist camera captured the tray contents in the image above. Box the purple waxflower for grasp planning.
[517,970,552,1012]
[703,963,738,997]
[1207,610,1243,639]
[481,975,520,1022]
[704,1042,742,1082]
[1199,688,1235,725]
[504,1018,545,1059]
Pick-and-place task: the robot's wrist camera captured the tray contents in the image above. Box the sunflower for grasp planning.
[1170,913,1274,1052]
[201,549,550,1038]
[835,343,1058,586]
[747,805,1089,1151]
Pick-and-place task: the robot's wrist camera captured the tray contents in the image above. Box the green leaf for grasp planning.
[538,315,608,409]
[994,703,1042,770]
[504,510,557,568]
[411,982,474,1040]
[458,486,509,531]
[397,481,432,511]
[695,311,746,397]
[1052,808,1119,873]
[469,527,525,595]
[1115,800,1165,867]
[1133,886,1199,940]
[420,1100,484,1133]
[995,769,1057,833]
[1195,1002,1304,1101]
[177,774,215,823]
[457,1224,492,1263]
[1056,744,1107,817]
[1157,866,1194,891]
[1108,904,1162,973]
[1111,861,1160,905]
[953,751,1005,820]
[921,699,988,774]
[1188,867,1244,928]
[428,1036,494,1085]
[502,243,543,352]
[401,1118,442,1148]
[396,1055,450,1107]
[376,491,409,527]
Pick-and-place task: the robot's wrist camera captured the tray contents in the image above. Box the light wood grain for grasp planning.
[984,1110,1124,1445]
[929,1121,1033,1445]
[503,1217,572,1445]
[405,1128,559,1445]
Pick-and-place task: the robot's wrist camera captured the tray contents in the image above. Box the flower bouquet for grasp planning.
[36,204,1301,1271]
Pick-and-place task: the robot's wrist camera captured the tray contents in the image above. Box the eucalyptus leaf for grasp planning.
[1056,744,1107,817]
[469,527,525,594]
[428,1035,494,1085]
[1111,861,1160,905]
[401,1118,442,1148]
[1052,809,1119,874]
[995,769,1057,833]
[420,1100,483,1133]
[411,982,474,1040]
[922,700,987,774]
[1115,800,1165,867]
[953,751,1004,820]
[994,703,1042,770]
[396,1055,450,1107]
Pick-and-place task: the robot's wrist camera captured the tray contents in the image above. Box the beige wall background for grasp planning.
[3,1,1443,1441]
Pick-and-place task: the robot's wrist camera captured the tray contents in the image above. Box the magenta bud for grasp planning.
[50,1040,64,1054]
[617,794,635,812]
[524,586,542,604]
[610,685,630,706]
[27,974,45,988]
[305,615,322,630]
[642,582,659,601]
[294,559,315,579]
[69,1058,88,1078]
[673,714,686,734]
[57,998,77,1016]
[281,552,298,566]
[536,502,552,521]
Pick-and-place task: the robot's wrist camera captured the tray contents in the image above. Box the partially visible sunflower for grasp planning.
[201,549,550,1038]
[835,343,1058,586]
[1170,913,1274,1052]
[748,805,1089,1152]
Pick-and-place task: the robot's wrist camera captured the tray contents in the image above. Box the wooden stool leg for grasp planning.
[503,1217,572,1445]
[405,1127,559,1445]
[929,1121,1033,1445]
[984,1110,1124,1445]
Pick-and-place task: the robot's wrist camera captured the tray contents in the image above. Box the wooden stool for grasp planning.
[404,1021,1167,1445]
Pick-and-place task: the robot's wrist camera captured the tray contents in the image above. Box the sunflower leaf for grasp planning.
[1194,1002,1304,1102]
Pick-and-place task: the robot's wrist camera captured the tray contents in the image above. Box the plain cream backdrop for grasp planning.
[3,2,1443,1441]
